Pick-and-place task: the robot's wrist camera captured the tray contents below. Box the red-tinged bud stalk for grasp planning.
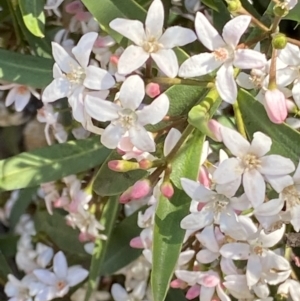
[145,82,160,98]
[108,160,140,172]
[130,179,152,200]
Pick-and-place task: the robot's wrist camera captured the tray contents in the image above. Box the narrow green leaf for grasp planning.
[34,210,88,257]
[151,188,191,301]
[9,187,37,230]
[84,197,120,301]
[238,89,300,163]
[284,2,300,23]
[0,234,19,257]
[18,0,45,37]
[165,288,187,301]
[0,48,53,88]
[0,137,111,191]
[0,251,12,280]
[100,206,146,275]
[93,151,147,196]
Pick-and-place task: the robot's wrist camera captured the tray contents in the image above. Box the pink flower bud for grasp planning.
[145,83,160,98]
[130,180,151,199]
[207,119,223,142]
[65,1,84,14]
[160,181,174,199]
[75,11,92,22]
[198,166,210,188]
[129,237,144,249]
[186,285,200,300]
[119,187,132,204]
[110,55,119,66]
[170,279,186,289]
[78,232,94,242]
[138,159,153,170]
[108,160,140,172]
[264,89,287,124]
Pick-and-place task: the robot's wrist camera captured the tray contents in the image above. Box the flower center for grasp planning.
[118,108,138,129]
[56,280,67,291]
[213,47,230,61]
[17,86,28,95]
[142,36,162,53]
[242,153,261,170]
[66,66,86,84]
[282,185,300,208]
[249,68,265,89]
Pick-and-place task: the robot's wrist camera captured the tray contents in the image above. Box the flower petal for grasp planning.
[159,26,197,48]
[179,53,221,78]
[145,0,164,38]
[292,80,300,108]
[164,128,181,156]
[85,95,120,122]
[101,124,125,149]
[118,45,149,75]
[33,269,57,285]
[196,249,219,264]
[119,75,145,110]
[137,93,169,125]
[222,15,251,48]
[52,42,79,73]
[72,32,98,68]
[53,251,68,279]
[129,125,155,152]
[180,211,213,230]
[195,224,219,253]
[14,90,31,111]
[254,198,284,216]
[246,254,262,287]
[248,132,272,157]
[234,49,266,69]
[180,178,201,199]
[84,66,115,90]
[42,78,70,103]
[194,12,225,51]
[213,159,243,184]
[220,243,250,260]
[151,49,178,78]
[243,169,265,208]
[67,266,88,286]
[216,63,237,104]
[259,155,295,176]
[278,42,300,66]
[109,19,145,45]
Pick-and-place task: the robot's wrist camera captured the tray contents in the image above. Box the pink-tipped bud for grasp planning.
[130,180,151,200]
[186,285,200,300]
[160,181,174,199]
[129,237,144,249]
[198,166,210,188]
[207,119,223,142]
[264,89,287,124]
[145,83,160,98]
[75,11,92,22]
[138,159,153,170]
[65,1,84,14]
[108,160,140,172]
[110,55,119,66]
[170,279,186,289]
[78,232,94,243]
[119,187,133,204]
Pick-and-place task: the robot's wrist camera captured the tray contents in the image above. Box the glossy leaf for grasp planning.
[18,0,46,37]
[238,89,300,163]
[93,151,147,196]
[100,206,146,275]
[34,210,88,257]
[151,188,191,301]
[284,2,300,23]
[9,187,37,230]
[0,137,111,191]
[85,197,120,301]
[0,48,53,88]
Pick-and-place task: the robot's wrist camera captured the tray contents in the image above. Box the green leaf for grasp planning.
[0,137,111,191]
[0,251,13,280]
[238,89,300,163]
[165,288,187,301]
[34,210,88,257]
[84,197,120,301]
[93,151,147,196]
[0,234,19,257]
[18,0,45,37]
[284,2,300,23]
[82,0,146,43]
[9,187,37,230]
[151,188,191,301]
[0,48,53,88]
[100,206,146,275]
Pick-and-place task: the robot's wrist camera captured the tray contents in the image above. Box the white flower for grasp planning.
[278,279,300,301]
[180,178,250,231]
[109,0,196,77]
[33,251,88,301]
[179,13,266,103]
[42,32,115,118]
[213,127,295,207]
[0,83,40,112]
[85,74,169,152]
[44,0,64,18]
[223,275,254,299]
